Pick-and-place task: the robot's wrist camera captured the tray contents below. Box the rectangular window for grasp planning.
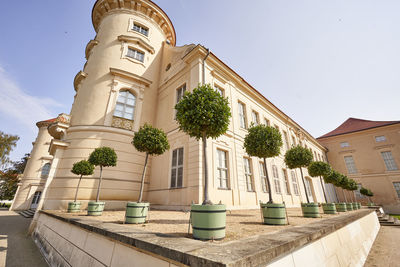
[393,182,400,198]
[283,131,289,151]
[282,169,291,195]
[344,155,357,174]
[375,135,386,142]
[170,148,184,188]
[291,171,299,195]
[259,162,268,192]
[314,151,318,161]
[318,154,321,161]
[340,142,349,148]
[251,111,259,125]
[381,151,398,171]
[174,84,186,119]
[272,165,281,194]
[292,136,296,146]
[273,124,279,131]
[215,85,224,96]
[217,149,229,189]
[126,48,144,62]
[243,158,253,191]
[132,23,149,36]
[238,102,247,128]
[264,118,270,126]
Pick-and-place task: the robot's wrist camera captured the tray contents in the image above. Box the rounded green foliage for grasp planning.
[71,160,94,176]
[175,84,231,140]
[348,179,358,191]
[325,170,342,186]
[244,125,282,159]
[308,161,332,178]
[132,124,170,155]
[337,174,350,189]
[360,187,368,196]
[88,147,117,167]
[367,189,374,197]
[284,145,313,169]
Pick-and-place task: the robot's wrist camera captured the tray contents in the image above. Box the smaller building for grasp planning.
[318,118,400,213]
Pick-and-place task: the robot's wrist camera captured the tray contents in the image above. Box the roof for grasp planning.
[317,118,400,139]
[36,118,57,128]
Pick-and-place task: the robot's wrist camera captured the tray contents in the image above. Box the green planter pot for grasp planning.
[346,203,353,211]
[358,203,361,209]
[125,202,149,224]
[352,203,358,210]
[67,202,81,213]
[191,204,226,240]
[301,203,320,218]
[87,201,105,216]
[322,203,337,214]
[260,203,286,225]
[336,203,347,212]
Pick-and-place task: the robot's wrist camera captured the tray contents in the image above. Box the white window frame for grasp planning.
[244,158,253,192]
[40,163,51,179]
[264,118,270,126]
[217,149,229,189]
[126,47,145,62]
[238,102,247,129]
[113,90,136,120]
[259,162,268,193]
[251,110,259,126]
[214,85,224,96]
[344,155,357,174]
[381,151,398,171]
[393,182,400,198]
[340,142,349,148]
[272,165,281,194]
[170,148,184,188]
[174,84,186,119]
[282,169,291,195]
[375,135,386,142]
[132,23,149,36]
[291,171,299,195]
[283,131,289,151]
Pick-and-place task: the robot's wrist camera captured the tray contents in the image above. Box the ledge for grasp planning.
[73,71,87,92]
[118,35,155,54]
[40,209,375,267]
[110,67,152,86]
[85,39,99,60]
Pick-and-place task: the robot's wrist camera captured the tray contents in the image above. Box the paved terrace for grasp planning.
[40,208,374,266]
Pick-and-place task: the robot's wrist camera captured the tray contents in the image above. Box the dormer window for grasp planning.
[126,48,144,62]
[132,23,149,36]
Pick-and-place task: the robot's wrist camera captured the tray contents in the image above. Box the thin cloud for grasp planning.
[0,65,63,133]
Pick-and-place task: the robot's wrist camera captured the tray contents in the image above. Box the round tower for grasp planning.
[42,0,177,210]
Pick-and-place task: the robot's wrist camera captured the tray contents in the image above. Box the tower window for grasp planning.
[114,91,136,120]
[126,48,144,62]
[132,23,149,36]
[41,163,51,179]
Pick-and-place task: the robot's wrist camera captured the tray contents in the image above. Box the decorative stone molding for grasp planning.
[111,116,134,131]
[85,39,99,60]
[48,139,69,156]
[374,144,395,150]
[91,0,176,45]
[47,113,71,140]
[118,35,155,54]
[109,67,152,87]
[73,71,88,92]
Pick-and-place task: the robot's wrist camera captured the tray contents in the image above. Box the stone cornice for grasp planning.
[49,139,69,156]
[110,67,152,86]
[92,0,176,46]
[73,71,88,92]
[118,35,155,54]
[85,39,99,60]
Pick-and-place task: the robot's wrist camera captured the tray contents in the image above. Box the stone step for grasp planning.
[18,209,35,218]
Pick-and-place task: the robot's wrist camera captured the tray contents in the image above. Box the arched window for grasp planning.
[41,163,51,178]
[114,90,136,120]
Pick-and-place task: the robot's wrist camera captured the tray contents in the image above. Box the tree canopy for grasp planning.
[0,131,19,169]
[132,124,170,155]
[337,174,349,189]
[88,147,117,167]
[284,145,313,169]
[71,160,94,176]
[307,161,332,178]
[325,170,343,186]
[0,154,29,200]
[175,84,231,140]
[244,125,282,159]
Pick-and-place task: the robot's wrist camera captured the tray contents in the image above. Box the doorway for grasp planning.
[30,191,42,210]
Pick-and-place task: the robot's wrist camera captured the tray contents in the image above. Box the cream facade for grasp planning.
[12,0,332,211]
[318,118,400,213]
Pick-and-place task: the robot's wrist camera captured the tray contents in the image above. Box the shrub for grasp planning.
[71,160,94,202]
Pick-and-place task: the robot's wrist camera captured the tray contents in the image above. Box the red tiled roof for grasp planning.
[318,118,400,139]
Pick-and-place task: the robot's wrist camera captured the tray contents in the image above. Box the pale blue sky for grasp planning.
[1,0,400,162]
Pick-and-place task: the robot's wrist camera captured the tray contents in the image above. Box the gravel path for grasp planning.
[365,226,400,267]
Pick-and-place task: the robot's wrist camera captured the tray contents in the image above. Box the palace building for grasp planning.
[11,0,335,212]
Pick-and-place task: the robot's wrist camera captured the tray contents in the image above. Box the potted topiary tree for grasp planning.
[68,160,94,213]
[348,179,359,210]
[125,123,170,224]
[338,175,353,211]
[366,189,374,206]
[284,145,318,218]
[87,147,117,216]
[326,170,347,212]
[175,83,231,240]
[308,161,336,214]
[244,124,284,225]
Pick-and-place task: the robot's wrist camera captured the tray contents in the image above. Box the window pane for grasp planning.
[393,182,400,198]
[170,169,176,188]
[126,98,135,106]
[344,156,357,174]
[177,167,183,187]
[172,150,177,167]
[382,151,398,171]
[178,148,184,165]
[114,110,123,117]
[115,103,124,111]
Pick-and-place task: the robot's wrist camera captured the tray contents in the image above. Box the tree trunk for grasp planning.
[202,134,212,205]
[138,153,149,203]
[96,166,103,202]
[263,158,273,203]
[74,175,83,202]
[320,176,328,203]
[300,168,310,203]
